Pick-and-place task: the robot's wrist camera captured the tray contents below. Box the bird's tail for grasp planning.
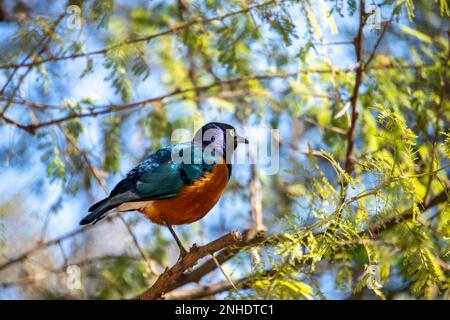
[80,197,117,225]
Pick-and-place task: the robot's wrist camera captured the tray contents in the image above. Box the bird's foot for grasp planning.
[177,247,188,262]
[181,244,199,272]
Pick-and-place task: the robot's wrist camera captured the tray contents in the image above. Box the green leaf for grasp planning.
[400,25,432,44]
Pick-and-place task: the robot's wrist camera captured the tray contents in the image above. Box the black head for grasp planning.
[193,122,248,153]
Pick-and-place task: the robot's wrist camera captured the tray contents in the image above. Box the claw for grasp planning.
[177,247,188,262]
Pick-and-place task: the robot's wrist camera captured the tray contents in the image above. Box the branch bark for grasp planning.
[135,230,243,300]
[165,229,267,292]
[343,0,365,177]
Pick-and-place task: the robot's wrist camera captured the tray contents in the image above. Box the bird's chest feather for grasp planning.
[139,163,229,225]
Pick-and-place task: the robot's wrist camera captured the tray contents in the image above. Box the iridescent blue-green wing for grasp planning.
[135,143,216,198]
[80,144,217,225]
[107,146,173,199]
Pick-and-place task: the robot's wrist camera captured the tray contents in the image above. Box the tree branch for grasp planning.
[0,214,117,272]
[166,229,267,292]
[164,277,250,300]
[343,0,365,177]
[2,63,430,134]
[0,0,288,70]
[135,230,243,300]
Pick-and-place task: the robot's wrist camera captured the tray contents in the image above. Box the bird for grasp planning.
[80,122,248,258]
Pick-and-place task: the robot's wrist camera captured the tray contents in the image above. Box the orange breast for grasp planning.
[139,163,229,225]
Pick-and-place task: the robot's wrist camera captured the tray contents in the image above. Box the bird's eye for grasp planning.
[211,136,215,142]
[230,131,235,137]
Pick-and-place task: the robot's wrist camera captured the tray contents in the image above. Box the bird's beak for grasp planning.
[236,135,249,144]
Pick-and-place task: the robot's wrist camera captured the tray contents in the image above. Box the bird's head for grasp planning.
[193,122,248,155]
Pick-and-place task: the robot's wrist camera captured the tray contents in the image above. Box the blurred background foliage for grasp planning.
[0,0,449,299]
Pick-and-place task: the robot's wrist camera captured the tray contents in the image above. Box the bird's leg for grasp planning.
[163,217,188,260]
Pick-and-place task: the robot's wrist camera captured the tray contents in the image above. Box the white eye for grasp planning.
[230,131,235,137]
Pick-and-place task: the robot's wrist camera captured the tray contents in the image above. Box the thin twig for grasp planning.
[0,0,288,71]
[60,124,159,276]
[422,30,450,204]
[0,215,116,272]
[0,13,66,114]
[210,253,238,292]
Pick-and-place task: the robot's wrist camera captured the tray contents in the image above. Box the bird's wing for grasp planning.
[111,143,218,202]
[107,145,173,199]
[80,143,219,225]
